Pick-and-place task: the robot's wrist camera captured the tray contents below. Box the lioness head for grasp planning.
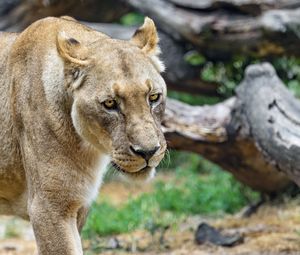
[57,17,167,179]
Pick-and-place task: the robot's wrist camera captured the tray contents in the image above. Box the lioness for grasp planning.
[0,16,166,254]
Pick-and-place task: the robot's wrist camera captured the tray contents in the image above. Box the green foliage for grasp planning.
[272,56,300,97]
[82,154,259,238]
[182,51,300,99]
[184,51,206,66]
[120,12,144,26]
[200,56,252,98]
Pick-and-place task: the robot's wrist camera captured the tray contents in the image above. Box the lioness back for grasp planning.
[0,32,27,217]
[0,32,18,161]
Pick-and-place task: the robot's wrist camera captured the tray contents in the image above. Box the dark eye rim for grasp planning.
[102,99,119,111]
[149,93,161,104]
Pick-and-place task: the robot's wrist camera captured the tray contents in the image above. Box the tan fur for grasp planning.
[0,16,166,255]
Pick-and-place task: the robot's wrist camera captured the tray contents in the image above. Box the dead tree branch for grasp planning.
[126,0,300,59]
[163,63,298,192]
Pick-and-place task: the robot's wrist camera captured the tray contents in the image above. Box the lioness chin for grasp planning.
[0,16,166,255]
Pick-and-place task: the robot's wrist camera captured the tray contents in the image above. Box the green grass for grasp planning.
[4,219,21,238]
[167,90,221,105]
[83,193,179,238]
[82,152,259,238]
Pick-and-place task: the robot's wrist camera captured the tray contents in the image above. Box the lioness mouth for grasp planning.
[111,162,151,175]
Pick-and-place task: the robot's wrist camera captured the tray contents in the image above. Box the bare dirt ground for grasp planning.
[1,179,300,255]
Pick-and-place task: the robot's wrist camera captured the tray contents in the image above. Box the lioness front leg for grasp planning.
[29,196,83,255]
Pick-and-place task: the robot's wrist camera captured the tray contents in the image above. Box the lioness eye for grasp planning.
[149,93,160,104]
[103,99,118,110]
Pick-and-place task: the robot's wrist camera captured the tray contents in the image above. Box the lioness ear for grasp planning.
[56,31,89,66]
[130,17,165,72]
[57,32,91,90]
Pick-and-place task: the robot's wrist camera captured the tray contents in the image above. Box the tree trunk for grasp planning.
[163,63,299,192]
[236,63,300,187]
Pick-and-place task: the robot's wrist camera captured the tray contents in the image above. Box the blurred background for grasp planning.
[1,0,300,254]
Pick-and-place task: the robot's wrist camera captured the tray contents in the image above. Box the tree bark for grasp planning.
[126,0,300,60]
[163,63,297,192]
[236,63,300,187]
[167,0,300,15]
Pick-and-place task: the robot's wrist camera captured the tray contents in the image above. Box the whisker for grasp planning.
[157,148,170,169]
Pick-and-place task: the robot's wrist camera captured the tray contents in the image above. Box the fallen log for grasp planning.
[236,63,300,187]
[163,63,298,192]
[126,0,300,60]
[168,0,300,15]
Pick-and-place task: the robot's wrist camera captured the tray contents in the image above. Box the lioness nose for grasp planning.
[130,145,160,161]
